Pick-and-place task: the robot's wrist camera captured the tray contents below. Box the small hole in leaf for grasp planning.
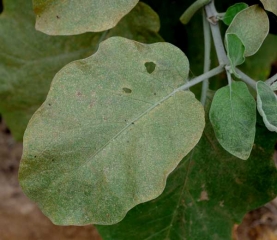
[145,62,156,74]
[0,0,3,14]
[123,88,132,94]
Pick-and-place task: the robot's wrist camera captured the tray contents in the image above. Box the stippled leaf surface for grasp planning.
[225,33,245,77]
[19,37,205,225]
[209,82,256,160]
[0,0,162,141]
[223,3,248,26]
[257,81,277,132]
[226,5,269,57]
[97,112,277,240]
[33,0,139,35]
[260,0,277,16]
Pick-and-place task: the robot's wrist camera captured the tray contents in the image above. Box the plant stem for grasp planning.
[178,65,225,91]
[205,1,229,66]
[200,9,212,105]
[180,0,211,24]
[235,68,256,89]
[265,73,277,85]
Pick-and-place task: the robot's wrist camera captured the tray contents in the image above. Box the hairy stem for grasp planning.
[200,9,212,105]
[205,1,229,66]
[235,68,256,89]
[265,73,277,85]
[178,65,225,91]
[180,0,211,24]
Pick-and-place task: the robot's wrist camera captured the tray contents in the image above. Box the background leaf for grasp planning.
[225,33,245,77]
[257,81,277,132]
[0,0,162,141]
[226,5,269,57]
[97,109,277,240]
[19,37,205,225]
[223,2,248,26]
[209,82,256,160]
[239,34,277,80]
[33,0,139,35]
[260,0,277,16]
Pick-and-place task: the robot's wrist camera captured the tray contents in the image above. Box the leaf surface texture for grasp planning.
[19,37,205,225]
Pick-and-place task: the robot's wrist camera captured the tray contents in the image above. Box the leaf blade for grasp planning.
[19,37,205,225]
[223,2,248,26]
[33,0,139,35]
[226,5,269,57]
[257,81,277,132]
[209,82,256,160]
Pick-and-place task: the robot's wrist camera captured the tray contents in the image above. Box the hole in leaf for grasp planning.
[122,88,132,94]
[0,0,3,14]
[145,62,156,74]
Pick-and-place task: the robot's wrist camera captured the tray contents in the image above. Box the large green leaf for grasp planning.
[257,81,277,132]
[225,33,245,77]
[97,111,277,240]
[33,0,139,35]
[226,5,269,57]
[0,0,162,141]
[19,37,205,225]
[209,82,256,160]
[260,0,277,16]
[223,2,248,26]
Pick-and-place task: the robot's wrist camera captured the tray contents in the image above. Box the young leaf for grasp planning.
[260,0,277,16]
[225,33,245,77]
[97,116,277,240]
[209,82,256,160]
[226,5,269,57]
[257,81,277,132]
[0,0,162,141]
[19,37,205,225]
[33,0,139,35]
[223,3,248,26]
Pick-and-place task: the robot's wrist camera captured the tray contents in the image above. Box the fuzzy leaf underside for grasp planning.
[257,81,277,132]
[33,0,139,35]
[97,111,277,240]
[0,0,162,140]
[19,37,205,225]
[226,5,269,57]
[209,82,256,160]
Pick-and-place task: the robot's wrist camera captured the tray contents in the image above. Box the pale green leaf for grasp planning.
[19,37,205,225]
[97,114,277,240]
[0,0,162,141]
[257,81,277,132]
[226,5,269,57]
[209,82,256,160]
[225,33,245,77]
[33,0,139,35]
[223,2,248,26]
[260,0,277,16]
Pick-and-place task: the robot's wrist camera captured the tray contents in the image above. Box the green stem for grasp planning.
[200,9,212,106]
[180,0,211,24]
